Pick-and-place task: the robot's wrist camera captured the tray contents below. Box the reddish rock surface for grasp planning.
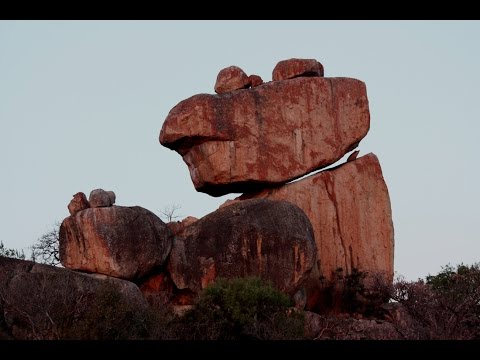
[214,66,250,94]
[167,199,316,297]
[160,76,370,196]
[166,216,198,236]
[248,74,263,87]
[238,153,394,310]
[272,58,324,81]
[67,192,90,216]
[139,271,175,306]
[0,256,147,340]
[59,206,172,280]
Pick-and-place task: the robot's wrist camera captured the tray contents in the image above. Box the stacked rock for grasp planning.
[60,189,172,281]
[160,58,394,310]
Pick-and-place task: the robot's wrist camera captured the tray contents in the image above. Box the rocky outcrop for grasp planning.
[167,199,316,297]
[68,192,90,216]
[59,206,172,280]
[272,58,324,81]
[238,153,394,310]
[160,76,369,196]
[0,256,147,340]
[89,188,115,208]
[214,66,250,94]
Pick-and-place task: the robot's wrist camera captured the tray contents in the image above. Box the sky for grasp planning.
[0,20,479,280]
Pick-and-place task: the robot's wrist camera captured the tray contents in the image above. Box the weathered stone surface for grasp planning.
[107,191,116,204]
[0,256,147,340]
[89,189,113,208]
[167,199,316,297]
[272,58,324,81]
[214,66,250,94]
[139,271,175,307]
[238,153,394,310]
[167,216,198,236]
[248,74,263,87]
[59,206,172,280]
[68,192,90,216]
[160,76,369,196]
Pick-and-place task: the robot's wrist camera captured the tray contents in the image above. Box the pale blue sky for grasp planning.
[1,20,479,280]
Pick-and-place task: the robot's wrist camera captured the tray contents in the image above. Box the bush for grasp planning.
[387,263,480,340]
[172,277,305,340]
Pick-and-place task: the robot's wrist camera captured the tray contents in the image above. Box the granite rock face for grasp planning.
[238,153,394,310]
[167,199,317,297]
[160,76,370,196]
[59,206,172,280]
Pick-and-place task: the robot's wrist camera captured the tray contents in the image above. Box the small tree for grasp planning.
[0,241,25,260]
[30,223,61,266]
[159,204,182,223]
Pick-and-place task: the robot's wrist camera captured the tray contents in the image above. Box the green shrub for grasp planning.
[174,277,305,340]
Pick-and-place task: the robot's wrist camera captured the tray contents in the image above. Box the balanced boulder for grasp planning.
[214,65,250,94]
[160,76,370,196]
[59,206,172,280]
[272,58,324,81]
[89,189,114,208]
[67,192,90,216]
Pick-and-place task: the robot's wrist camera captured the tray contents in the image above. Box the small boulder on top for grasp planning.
[248,74,264,88]
[67,192,90,216]
[89,189,115,208]
[272,58,324,81]
[214,65,250,94]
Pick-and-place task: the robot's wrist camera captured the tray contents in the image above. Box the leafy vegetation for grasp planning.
[170,277,305,340]
[0,241,25,260]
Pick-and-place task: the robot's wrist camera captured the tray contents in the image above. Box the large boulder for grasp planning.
[0,256,147,340]
[237,153,394,310]
[59,206,172,280]
[167,199,317,297]
[160,76,370,196]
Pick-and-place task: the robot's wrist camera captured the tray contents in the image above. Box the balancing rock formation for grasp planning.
[60,189,172,281]
[160,68,369,197]
[160,58,394,310]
